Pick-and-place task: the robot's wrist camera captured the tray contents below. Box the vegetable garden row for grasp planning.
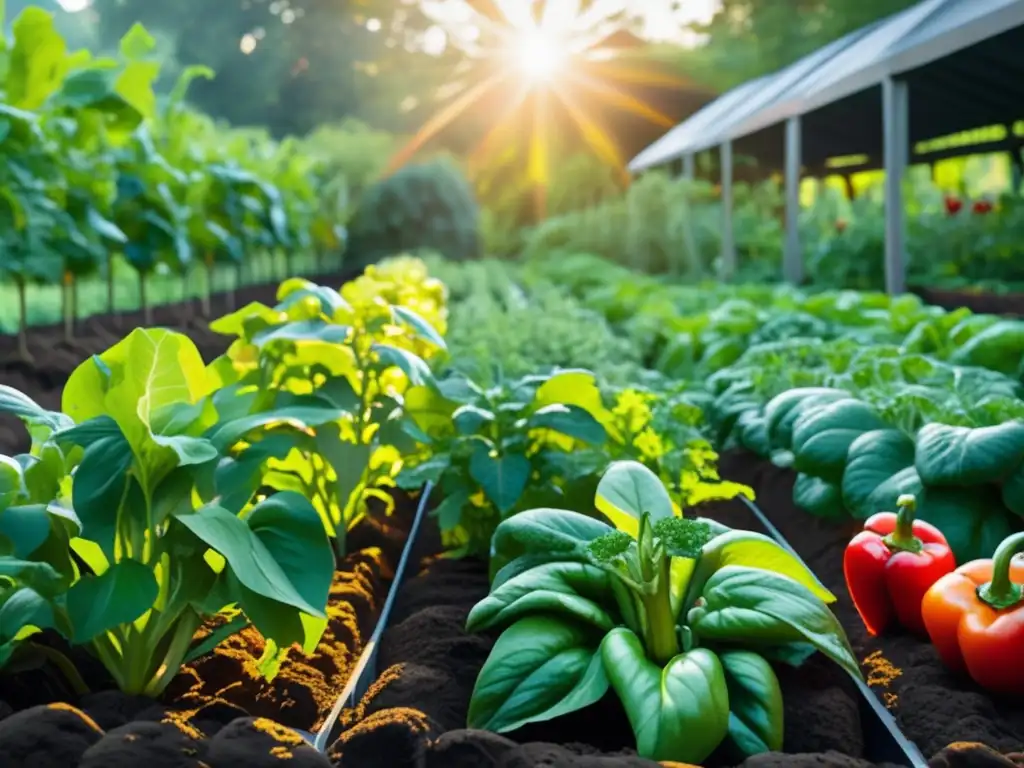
[0,6,346,355]
[1,249,1022,767]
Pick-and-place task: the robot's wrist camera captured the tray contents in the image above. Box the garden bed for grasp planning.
[326,503,917,767]
[912,286,1024,317]
[0,491,419,767]
[716,449,1024,762]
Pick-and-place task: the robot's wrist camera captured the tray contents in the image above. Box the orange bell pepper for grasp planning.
[920,531,1024,695]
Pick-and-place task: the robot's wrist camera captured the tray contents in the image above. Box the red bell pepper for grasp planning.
[843,494,956,636]
[921,531,1024,695]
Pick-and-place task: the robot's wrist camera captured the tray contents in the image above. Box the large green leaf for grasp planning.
[686,530,834,606]
[467,561,614,633]
[467,615,608,732]
[528,404,607,445]
[916,484,1017,562]
[792,474,846,521]
[65,559,157,642]
[916,422,1024,486]
[489,507,612,583]
[595,460,673,537]
[7,8,69,110]
[841,430,918,519]
[791,398,886,483]
[0,504,51,559]
[177,502,327,618]
[70,434,133,559]
[601,627,729,763]
[720,650,784,756]
[764,388,849,450]
[949,320,1024,375]
[688,565,859,680]
[372,343,433,387]
[391,305,446,350]
[469,443,530,515]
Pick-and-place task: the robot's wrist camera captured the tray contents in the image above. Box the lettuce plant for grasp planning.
[466,461,860,764]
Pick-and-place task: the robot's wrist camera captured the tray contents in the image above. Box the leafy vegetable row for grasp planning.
[0,257,445,696]
[0,5,347,355]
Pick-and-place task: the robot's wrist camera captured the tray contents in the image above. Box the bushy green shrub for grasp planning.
[347,159,481,264]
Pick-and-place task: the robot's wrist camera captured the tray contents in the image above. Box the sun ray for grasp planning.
[529,88,551,219]
[467,82,533,171]
[550,81,629,183]
[564,69,676,127]
[385,70,511,173]
[582,59,696,90]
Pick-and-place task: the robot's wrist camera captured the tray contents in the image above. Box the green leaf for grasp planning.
[177,503,327,618]
[244,492,333,628]
[372,344,434,387]
[0,587,56,642]
[70,434,132,559]
[489,507,612,582]
[595,460,673,538]
[764,388,849,450]
[1002,465,1024,518]
[916,484,1017,562]
[469,443,530,515]
[0,504,51,558]
[791,399,886,484]
[686,530,834,606]
[916,422,1024,486]
[466,561,614,633]
[252,320,350,349]
[688,565,860,680]
[7,8,69,110]
[452,404,495,435]
[720,650,784,756]
[467,615,608,732]
[529,404,607,444]
[431,488,469,533]
[207,405,343,451]
[391,305,446,350]
[65,560,157,642]
[792,474,846,520]
[841,430,918,520]
[949,320,1024,375]
[601,627,729,763]
[314,425,370,516]
[0,384,71,442]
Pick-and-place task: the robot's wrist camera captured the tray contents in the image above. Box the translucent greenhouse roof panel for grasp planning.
[887,0,1024,75]
[678,21,886,156]
[627,77,770,172]
[725,0,950,142]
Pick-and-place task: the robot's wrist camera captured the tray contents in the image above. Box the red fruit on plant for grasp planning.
[944,196,963,215]
[972,200,993,214]
[844,494,956,637]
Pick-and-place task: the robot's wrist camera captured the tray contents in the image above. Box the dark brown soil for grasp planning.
[912,286,1024,316]
[716,450,1024,761]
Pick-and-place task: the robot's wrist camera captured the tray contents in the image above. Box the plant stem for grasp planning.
[978,532,1024,610]
[642,556,679,666]
[883,494,922,554]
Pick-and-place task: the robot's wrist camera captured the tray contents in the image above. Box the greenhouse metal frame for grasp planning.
[629,0,1024,293]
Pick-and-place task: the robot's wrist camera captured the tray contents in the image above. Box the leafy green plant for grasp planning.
[0,328,336,696]
[347,159,481,264]
[207,262,446,555]
[398,368,611,556]
[466,461,859,763]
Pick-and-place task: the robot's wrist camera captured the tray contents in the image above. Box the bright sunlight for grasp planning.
[513,29,565,81]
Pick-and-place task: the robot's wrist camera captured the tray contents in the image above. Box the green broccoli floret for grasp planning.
[587,531,633,562]
[652,518,712,559]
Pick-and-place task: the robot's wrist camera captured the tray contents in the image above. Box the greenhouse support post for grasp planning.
[882,76,908,295]
[682,153,695,180]
[720,140,736,279]
[784,116,803,284]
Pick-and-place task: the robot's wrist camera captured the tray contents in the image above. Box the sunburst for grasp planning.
[385,0,694,219]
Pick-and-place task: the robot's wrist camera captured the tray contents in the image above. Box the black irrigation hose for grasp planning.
[310,481,436,752]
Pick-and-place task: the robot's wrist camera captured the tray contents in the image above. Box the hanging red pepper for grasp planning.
[972,199,993,215]
[944,196,963,215]
[843,494,956,636]
[921,532,1024,695]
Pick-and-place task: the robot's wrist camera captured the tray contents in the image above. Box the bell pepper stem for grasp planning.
[977,531,1024,610]
[882,494,923,554]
